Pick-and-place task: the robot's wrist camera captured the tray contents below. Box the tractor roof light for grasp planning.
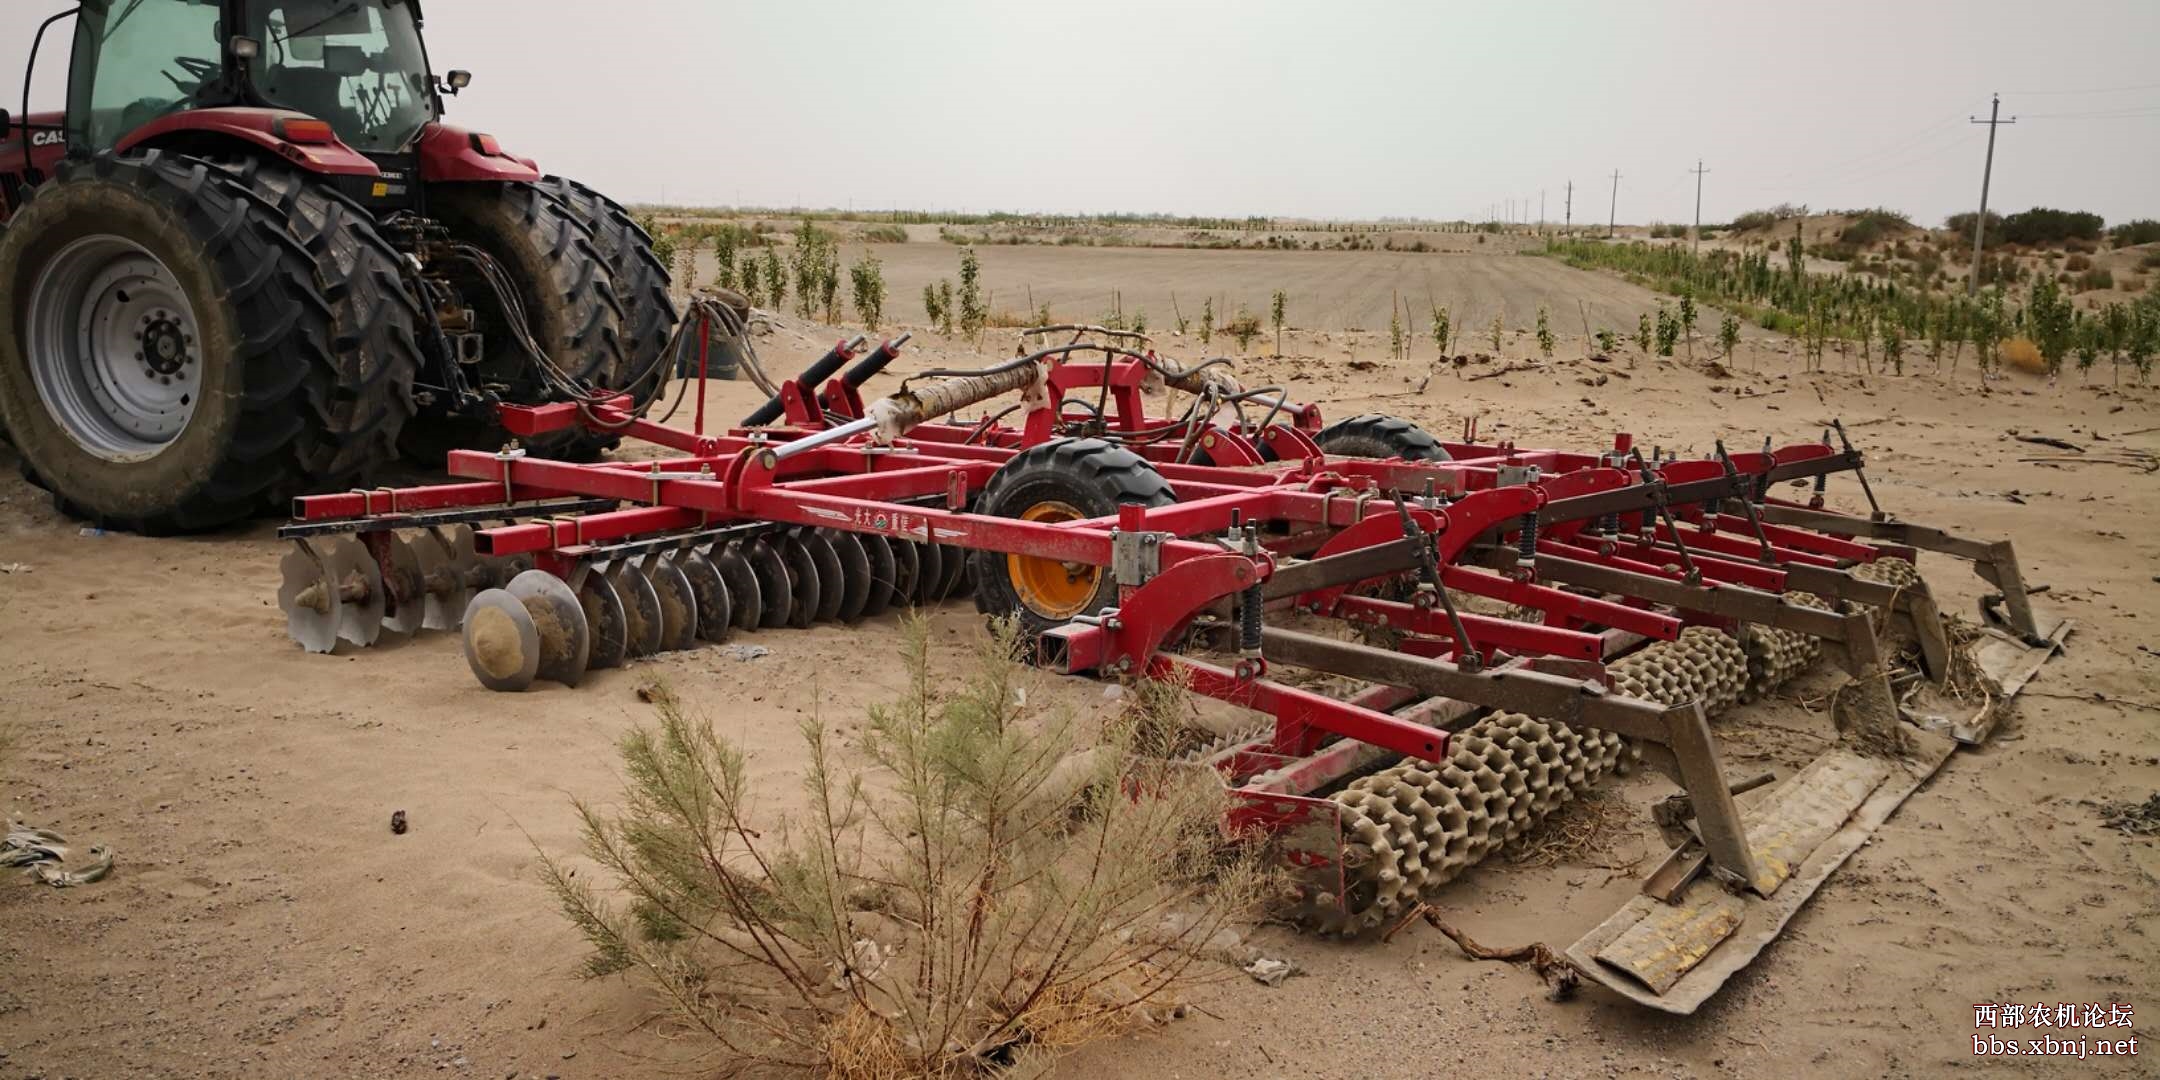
[446,70,473,90]
[229,35,261,60]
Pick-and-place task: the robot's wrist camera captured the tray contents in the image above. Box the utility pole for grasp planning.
[1689,159,1710,252]
[1607,170,1621,239]
[1565,180,1573,234]
[1968,93,2015,295]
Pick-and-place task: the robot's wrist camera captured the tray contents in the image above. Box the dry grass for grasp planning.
[1505,789,1640,870]
[2001,336,2046,374]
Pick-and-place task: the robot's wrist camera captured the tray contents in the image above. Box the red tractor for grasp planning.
[0,0,678,532]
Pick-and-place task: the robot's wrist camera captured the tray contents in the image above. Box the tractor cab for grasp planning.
[62,0,449,159]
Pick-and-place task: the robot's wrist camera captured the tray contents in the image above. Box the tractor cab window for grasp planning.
[67,0,226,152]
[250,0,434,153]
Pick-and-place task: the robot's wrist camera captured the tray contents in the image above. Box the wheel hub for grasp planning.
[1007,500,1101,620]
[25,235,205,460]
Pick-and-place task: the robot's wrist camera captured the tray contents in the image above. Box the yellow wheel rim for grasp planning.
[1006,500,1100,620]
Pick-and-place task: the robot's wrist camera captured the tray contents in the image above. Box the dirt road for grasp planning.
[2,253,2156,1079]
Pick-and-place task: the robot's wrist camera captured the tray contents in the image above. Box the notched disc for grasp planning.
[714,542,764,631]
[825,531,873,622]
[507,570,591,687]
[643,556,699,651]
[577,568,630,671]
[678,551,733,643]
[463,588,540,692]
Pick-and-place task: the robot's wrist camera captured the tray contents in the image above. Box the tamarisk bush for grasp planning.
[1535,305,1555,359]
[542,618,1269,1078]
[850,255,887,331]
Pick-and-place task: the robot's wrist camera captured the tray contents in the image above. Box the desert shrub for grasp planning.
[2140,251,2160,271]
[1594,328,1618,354]
[1838,207,1910,247]
[1228,306,1262,352]
[1718,313,1741,362]
[1946,210,2005,249]
[1270,290,1288,356]
[1634,312,1653,356]
[2065,253,2092,272]
[543,620,1267,1078]
[922,283,945,331]
[1535,305,1554,358]
[860,224,909,244]
[1730,204,1807,232]
[2077,267,2116,292]
[1198,297,1214,346]
[762,247,787,310]
[1654,305,1678,356]
[1429,303,1452,355]
[2001,207,2105,246]
[957,248,987,341]
[2111,220,2160,246]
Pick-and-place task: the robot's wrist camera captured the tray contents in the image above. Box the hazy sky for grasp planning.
[7,1,2157,226]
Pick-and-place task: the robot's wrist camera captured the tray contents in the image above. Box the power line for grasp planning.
[1997,81,2160,96]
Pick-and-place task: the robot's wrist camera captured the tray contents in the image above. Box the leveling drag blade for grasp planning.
[278,543,342,654]
[462,588,540,691]
[575,567,630,671]
[1564,730,1957,1014]
[608,563,664,657]
[676,551,733,643]
[379,532,428,638]
[642,555,699,651]
[712,542,763,631]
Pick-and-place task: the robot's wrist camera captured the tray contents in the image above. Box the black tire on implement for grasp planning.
[972,438,1175,639]
[539,176,678,414]
[1313,413,1451,461]
[0,151,410,533]
[400,181,626,462]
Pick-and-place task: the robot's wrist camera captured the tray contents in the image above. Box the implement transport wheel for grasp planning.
[1314,414,1450,461]
[0,152,414,533]
[974,438,1174,637]
[399,182,627,463]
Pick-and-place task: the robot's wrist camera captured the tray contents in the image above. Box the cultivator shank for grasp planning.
[276,327,2068,1012]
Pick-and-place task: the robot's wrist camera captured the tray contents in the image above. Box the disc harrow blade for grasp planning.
[642,555,700,651]
[463,588,540,691]
[677,550,734,643]
[505,569,592,688]
[913,541,944,607]
[577,566,630,671]
[858,533,898,617]
[378,532,427,638]
[278,544,342,654]
[714,542,764,632]
[412,528,470,632]
[933,542,967,602]
[746,537,794,629]
[610,563,664,657]
[801,531,845,623]
[822,531,873,622]
[327,537,385,648]
[775,533,822,629]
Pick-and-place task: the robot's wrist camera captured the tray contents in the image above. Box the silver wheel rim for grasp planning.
[26,235,205,460]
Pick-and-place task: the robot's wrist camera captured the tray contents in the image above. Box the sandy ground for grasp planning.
[2,249,2157,1079]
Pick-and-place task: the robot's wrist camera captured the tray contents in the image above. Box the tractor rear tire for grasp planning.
[1314,414,1450,461]
[399,181,626,463]
[973,438,1175,638]
[540,177,678,414]
[0,151,410,533]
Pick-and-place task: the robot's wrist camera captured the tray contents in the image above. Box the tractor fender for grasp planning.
[116,108,379,176]
[416,122,540,183]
